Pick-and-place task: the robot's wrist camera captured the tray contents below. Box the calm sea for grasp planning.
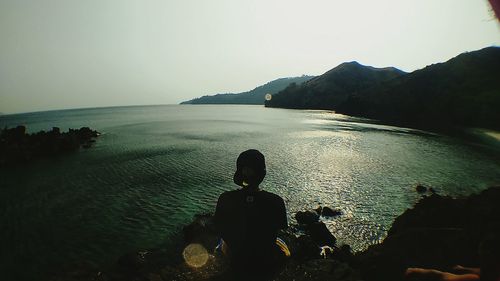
[1,105,499,280]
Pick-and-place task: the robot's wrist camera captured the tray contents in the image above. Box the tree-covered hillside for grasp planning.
[336,47,500,130]
[265,62,405,109]
[266,47,500,130]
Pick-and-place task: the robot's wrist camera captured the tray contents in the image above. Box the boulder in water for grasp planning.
[416,185,427,193]
[295,211,319,225]
[319,206,342,217]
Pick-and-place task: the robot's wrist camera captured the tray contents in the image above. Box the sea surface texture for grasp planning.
[1,105,499,280]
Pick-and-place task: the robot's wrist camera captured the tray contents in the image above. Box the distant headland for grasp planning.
[180,76,314,105]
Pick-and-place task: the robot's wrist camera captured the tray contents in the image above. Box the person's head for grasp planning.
[233,149,266,188]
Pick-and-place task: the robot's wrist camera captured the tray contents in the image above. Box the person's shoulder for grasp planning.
[218,189,242,200]
[259,190,284,202]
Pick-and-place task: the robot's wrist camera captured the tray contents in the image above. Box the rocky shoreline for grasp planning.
[50,186,500,281]
[0,126,100,167]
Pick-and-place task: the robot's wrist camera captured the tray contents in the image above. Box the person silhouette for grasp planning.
[214,149,289,277]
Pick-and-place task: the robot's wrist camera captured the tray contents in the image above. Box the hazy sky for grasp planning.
[1,0,499,114]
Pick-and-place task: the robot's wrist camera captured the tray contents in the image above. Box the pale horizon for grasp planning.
[1,0,499,114]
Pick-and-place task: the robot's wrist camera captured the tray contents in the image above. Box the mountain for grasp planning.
[336,47,500,130]
[265,62,406,109]
[181,75,314,105]
[266,47,500,131]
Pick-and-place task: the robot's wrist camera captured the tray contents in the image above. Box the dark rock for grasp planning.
[294,235,321,260]
[416,185,427,193]
[295,211,319,225]
[302,259,339,278]
[0,126,100,166]
[329,260,360,281]
[50,186,500,281]
[117,251,149,271]
[353,186,500,281]
[182,213,218,251]
[49,261,103,281]
[332,244,354,263]
[276,259,361,281]
[14,125,26,137]
[354,227,477,281]
[321,206,342,217]
[105,248,174,281]
[307,222,337,247]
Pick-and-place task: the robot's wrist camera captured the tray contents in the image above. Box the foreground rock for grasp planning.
[0,125,100,166]
[295,210,319,225]
[352,186,500,281]
[50,186,500,281]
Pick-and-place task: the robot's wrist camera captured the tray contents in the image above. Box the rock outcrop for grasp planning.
[316,206,342,217]
[295,210,319,225]
[0,126,100,166]
[49,186,500,281]
[352,186,500,281]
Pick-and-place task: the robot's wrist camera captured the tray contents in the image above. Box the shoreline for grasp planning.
[50,186,500,281]
[2,120,498,281]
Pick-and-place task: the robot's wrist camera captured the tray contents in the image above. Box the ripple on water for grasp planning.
[1,105,499,280]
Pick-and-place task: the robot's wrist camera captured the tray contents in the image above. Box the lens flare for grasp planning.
[182,243,209,268]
